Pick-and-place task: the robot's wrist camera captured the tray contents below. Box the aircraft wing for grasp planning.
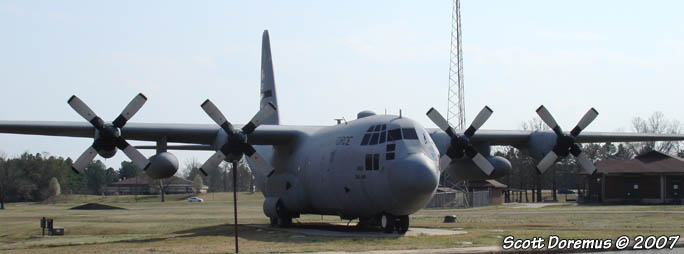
[0,121,312,146]
[428,128,684,146]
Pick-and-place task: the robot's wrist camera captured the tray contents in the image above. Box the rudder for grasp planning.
[260,30,279,125]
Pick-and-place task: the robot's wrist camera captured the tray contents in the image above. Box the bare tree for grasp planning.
[48,177,61,197]
[629,111,682,155]
[182,157,202,180]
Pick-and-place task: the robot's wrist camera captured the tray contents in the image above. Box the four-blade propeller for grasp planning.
[426,106,495,175]
[198,99,276,176]
[535,105,599,175]
[68,93,151,174]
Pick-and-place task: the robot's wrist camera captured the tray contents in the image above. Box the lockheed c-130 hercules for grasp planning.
[1,30,683,234]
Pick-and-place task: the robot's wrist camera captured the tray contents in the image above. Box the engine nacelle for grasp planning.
[526,131,558,161]
[145,152,179,179]
[445,155,511,181]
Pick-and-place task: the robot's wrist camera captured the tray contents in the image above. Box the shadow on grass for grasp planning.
[115,222,400,244]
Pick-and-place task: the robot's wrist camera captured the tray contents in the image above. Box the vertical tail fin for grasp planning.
[260,30,279,125]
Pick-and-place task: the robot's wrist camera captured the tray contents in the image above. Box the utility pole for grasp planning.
[232,160,239,253]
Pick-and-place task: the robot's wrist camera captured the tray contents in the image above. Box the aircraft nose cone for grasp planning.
[389,153,439,203]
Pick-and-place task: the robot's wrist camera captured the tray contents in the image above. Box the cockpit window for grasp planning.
[361,124,391,146]
[402,128,418,140]
[361,133,371,145]
[387,129,402,141]
[369,133,379,145]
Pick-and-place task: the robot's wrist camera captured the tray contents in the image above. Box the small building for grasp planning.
[425,180,508,208]
[584,151,684,204]
[469,180,508,205]
[105,175,207,195]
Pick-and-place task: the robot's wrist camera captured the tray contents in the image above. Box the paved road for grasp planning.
[310,246,501,254]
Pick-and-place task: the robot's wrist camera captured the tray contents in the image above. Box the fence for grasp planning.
[425,190,491,209]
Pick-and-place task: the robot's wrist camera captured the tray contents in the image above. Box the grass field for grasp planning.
[1,192,683,253]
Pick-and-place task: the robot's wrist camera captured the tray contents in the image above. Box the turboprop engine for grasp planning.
[528,105,599,175]
[67,93,151,174]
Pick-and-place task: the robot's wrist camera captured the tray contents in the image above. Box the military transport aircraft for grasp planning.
[1,30,683,234]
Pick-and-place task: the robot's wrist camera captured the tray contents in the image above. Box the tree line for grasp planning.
[0,153,116,208]
[182,157,256,193]
[0,150,257,208]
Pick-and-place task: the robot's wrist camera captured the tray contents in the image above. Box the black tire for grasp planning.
[274,200,292,228]
[380,214,395,233]
[277,216,292,228]
[269,217,278,226]
[396,215,409,234]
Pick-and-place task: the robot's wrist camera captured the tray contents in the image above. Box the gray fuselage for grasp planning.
[260,114,441,219]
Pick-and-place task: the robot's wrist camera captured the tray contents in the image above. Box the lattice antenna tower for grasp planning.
[447,0,465,129]
[446,0,470,208]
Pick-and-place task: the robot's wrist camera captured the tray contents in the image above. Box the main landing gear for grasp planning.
[269,201,293,228]
[380,213,409,234]
[270,216,292,228]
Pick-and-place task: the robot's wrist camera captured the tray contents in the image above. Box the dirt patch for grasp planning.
[70,203,126,210]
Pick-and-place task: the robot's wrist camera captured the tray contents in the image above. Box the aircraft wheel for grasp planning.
[380,214,395,233]
[396,215,409,234]
[269,217,278,226]
[277,216,292,228]
[274,200,292,227]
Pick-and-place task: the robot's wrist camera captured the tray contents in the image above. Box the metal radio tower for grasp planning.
[447,0,465,129]
[445,0,471,208]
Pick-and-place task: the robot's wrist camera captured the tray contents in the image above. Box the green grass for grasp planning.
[1,193,683,253]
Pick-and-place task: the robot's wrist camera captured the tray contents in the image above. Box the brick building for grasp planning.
[105,175,207,195]
[584,151,684,204]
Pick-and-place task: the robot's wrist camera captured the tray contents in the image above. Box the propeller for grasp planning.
[68,93,151,174]
[535,105,599,174]
[426,106,495,175]
[198,99,276,176]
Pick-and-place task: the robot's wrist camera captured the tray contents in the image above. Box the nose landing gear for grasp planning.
[380,213,409,234]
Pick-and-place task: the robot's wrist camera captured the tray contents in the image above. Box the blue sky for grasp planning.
[1,1,683,170]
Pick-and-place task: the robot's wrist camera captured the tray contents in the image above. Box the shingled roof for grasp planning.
[109,175,193,185]
[596,151,684,174]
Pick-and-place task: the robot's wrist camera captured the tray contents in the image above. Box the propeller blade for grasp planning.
[199,151,226,176]
[426,108,456,137]
[72,146,98,174]
[438,155,451,173]
[470,152,495,175]
[574,151,596,175]
[243,145,274,177]
[114,137,150,170]
[536,151,558,174]
[201,99,235,134]
[242,102,277,135]
[68,95,105,129]
[464,106,493,137]
[536,105,562,136]
[570,108,599,137]
[464,146,495,175]
[113,93,147,128]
